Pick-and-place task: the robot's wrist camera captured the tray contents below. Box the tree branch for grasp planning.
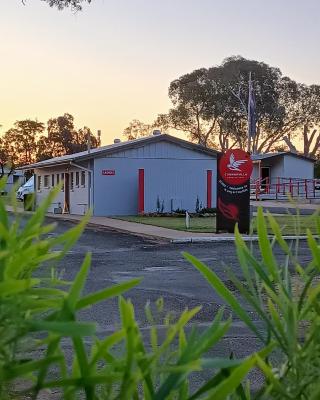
[283,136,298,153]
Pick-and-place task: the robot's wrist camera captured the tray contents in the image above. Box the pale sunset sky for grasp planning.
[1,0,320,145]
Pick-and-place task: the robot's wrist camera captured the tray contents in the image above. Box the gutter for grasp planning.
[16,162,71,170]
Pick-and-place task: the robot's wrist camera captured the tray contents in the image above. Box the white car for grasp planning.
[16,176,34,201]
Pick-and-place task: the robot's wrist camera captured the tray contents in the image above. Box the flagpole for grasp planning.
[247,71,252,154]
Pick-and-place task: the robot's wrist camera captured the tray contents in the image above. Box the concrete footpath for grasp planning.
[8,200,318,243]
[45,213,310,243]
[45,213,225,242]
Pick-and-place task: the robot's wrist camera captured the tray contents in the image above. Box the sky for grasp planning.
[1,0,320,145]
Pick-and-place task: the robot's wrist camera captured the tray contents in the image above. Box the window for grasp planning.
[70,172,74,191]
[75,171,79,187]
[51,174,55,187]
[81,171,86,187]
[44,175,49,188]
[56,174,60,184]
[37,175,41,191]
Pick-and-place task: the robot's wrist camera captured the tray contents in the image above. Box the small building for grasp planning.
[1,168,24,194]
[251,152,315,183]
[23,133,218,216]
[251,152,317,199]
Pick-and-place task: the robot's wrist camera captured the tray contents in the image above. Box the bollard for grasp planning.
[185,211,190,229]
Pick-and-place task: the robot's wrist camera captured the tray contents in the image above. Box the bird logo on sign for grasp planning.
[227,153,247,172]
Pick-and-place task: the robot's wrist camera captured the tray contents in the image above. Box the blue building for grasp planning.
[25,133,218,216]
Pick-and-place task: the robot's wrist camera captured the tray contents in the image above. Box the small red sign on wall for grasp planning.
[102,170,115,176]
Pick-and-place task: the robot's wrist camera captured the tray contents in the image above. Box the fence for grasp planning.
[251,177,320,201]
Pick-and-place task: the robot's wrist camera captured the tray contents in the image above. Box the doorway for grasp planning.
[63,173,70,213]
[261,167,271,189]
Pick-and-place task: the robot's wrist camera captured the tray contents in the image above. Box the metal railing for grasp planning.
[251,177,320,201]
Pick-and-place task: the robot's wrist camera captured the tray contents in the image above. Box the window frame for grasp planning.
[80,171,86,187]
[44,175,50,188]
[61,173,65,191]
[75,171,79,187]
[70,172,74,191]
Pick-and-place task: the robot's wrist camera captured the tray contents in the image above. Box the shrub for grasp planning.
[172,208,187,215]
[199,207,217,215]
[0,181,270,399]
[185,207,320,398]
[4,178,319,399]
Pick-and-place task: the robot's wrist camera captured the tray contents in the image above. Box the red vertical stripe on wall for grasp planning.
[138,169,145,214]
[207,170,212,208]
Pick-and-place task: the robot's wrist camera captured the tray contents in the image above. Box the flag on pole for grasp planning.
[247,73,256,139]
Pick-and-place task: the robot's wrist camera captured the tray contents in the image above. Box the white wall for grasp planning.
[35,166,89,215]
[251,162,260,181]
[283,155,314,180]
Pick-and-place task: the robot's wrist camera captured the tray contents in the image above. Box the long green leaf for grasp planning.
[3,356,61,379]
[29,321,96,336]
[307,229,320,270]
[0,278,40,296]
[204,344,275,400]
[256,207,279,281]
[183,252,262,340]
[76,278,141,310]
[68,253,91,309]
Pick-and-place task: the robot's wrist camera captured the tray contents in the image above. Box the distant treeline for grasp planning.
[0,113,100,171]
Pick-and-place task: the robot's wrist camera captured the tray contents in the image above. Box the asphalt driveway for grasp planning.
[47,220,312,363]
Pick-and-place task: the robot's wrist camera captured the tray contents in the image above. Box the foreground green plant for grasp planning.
[185,207,320,399]
[0,181,271,399]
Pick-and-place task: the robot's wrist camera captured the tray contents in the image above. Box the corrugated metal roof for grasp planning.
[251,152,315,162]
[19,134,219,170]
[251,152,286,161]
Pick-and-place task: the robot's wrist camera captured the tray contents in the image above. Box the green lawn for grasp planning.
[117,216,216,232]
[116,214,318,235]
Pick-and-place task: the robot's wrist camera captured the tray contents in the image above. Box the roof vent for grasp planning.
[152,130,161,136]
[114,138,121,144]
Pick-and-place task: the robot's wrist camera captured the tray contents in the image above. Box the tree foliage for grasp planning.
[152,56,320,155]
[0,114,100,169]
[0,120,45,169]
[41,0,91,10]
[37,113,99,160]
[282,84,320,158]
[123,119,153,140]
[22,0,91,11]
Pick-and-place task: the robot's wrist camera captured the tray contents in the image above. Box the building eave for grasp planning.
[251,152,316,163]
[18,134,219,170]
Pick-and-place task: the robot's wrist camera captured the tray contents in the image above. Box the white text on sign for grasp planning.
[102,170,115,176]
